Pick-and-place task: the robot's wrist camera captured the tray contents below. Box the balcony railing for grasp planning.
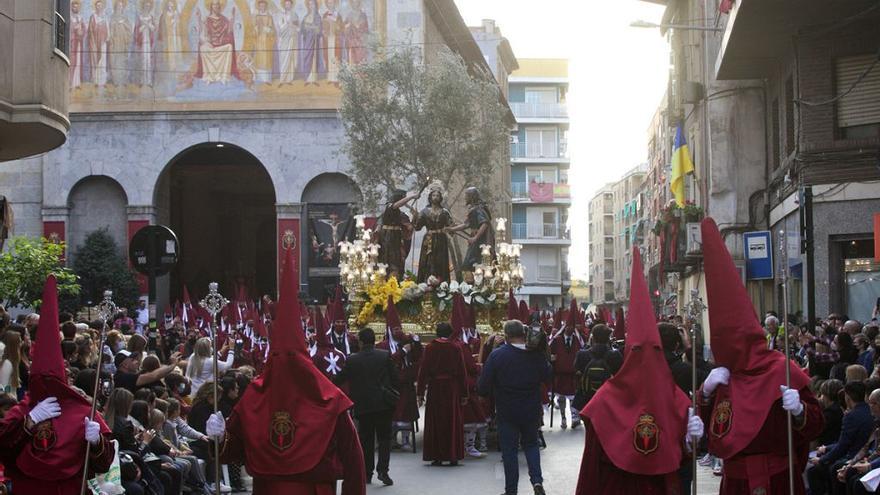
[511,223,569,240]
[510,102,569,119]
[511,182,571,201]
[510,142,569,159]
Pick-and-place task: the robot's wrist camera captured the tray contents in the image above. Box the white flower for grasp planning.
[474,295,485,305]
[463,294,473,305]
[418,283,429,292]
[449,281,460,293]
[459,282,472,294]
[439,281,449,292]
[487,293,497,302]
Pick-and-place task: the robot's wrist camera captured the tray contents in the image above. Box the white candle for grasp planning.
[355,215,366,229]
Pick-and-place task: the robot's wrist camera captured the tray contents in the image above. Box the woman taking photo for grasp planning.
[185,337,234,398]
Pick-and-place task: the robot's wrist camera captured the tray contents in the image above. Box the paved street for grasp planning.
[355,409,723,495]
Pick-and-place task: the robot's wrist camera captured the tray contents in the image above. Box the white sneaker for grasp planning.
[207,483,233,493]
[698,453,713,466]
[467,447,486,458]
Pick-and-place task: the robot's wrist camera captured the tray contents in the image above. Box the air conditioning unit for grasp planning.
[685,222,702,257]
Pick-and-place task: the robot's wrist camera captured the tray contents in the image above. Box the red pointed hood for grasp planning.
[506,289,518,321]
[700,217,810,458]
[17,275,111,480]
[233,247,352,477]
[314,304,330,348]
[385,295,402,343]
[451,293,465,342]
[582,247,691,475]
[518,300,530,324]
[613,307,626,340]
[565,299,578,330]
[328,286,347,331]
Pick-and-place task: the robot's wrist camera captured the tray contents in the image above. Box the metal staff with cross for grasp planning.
[685,287,707,495]
[80,290,117,495]
[778,229,796,495]
[200,282,229,495]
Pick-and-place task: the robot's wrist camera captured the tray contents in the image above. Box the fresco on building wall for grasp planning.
[68,0,383,109]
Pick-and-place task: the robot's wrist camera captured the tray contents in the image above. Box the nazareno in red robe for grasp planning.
[219,249,365,495]
[0,275,115,494]
[417,337,468,462]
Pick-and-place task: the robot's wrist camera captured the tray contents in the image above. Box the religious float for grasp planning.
[337,199,524,338]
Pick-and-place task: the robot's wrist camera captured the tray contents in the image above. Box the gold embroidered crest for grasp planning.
[270,411,295,451]
[33,421,57,451]
[711,399,733,438]
[633,414,660,455]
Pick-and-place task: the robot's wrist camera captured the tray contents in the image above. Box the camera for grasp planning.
[101,379,112,397]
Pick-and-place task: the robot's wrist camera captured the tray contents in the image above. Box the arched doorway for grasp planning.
[67,176,129,260]
[154,143,276,303]
[301,173,362,300]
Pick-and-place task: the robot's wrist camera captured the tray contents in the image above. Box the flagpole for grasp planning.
[80,290,116,495]
[200,283,229,495]
[778,229,795,495]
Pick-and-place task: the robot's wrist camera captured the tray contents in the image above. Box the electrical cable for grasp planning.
[795,48,880,107]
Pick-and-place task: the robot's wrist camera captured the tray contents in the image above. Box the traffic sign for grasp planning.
[129,225,179,277]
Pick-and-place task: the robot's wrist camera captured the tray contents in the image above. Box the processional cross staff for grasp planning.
[200,282,229,495]
[685,286,706,495]
[80,290,117,495]
[778,229,796,495]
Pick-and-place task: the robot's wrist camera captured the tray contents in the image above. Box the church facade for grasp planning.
[3,0,511,309]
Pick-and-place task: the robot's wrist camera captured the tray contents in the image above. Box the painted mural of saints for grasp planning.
[87,0,110,86]
[109,0,133,86]
[346,0,369,65]
[133,0,158,86]
[253,0,277,83]
[157,0,184,82]
[194,0,240,83]
[322,0,345,84]
[276,0,299,84]
[69,0,87,88]
[296,0,324,84]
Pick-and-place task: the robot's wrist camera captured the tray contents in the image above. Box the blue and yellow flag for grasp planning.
[670,124,695,207]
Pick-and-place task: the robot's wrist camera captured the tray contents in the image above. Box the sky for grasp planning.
[454,0,671,279]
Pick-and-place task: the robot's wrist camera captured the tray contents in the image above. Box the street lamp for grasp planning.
[630,19,724,32]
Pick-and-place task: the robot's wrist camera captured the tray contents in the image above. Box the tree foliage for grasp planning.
[0,236,80,309]
[72,229,142,312]
[339,45,510,210]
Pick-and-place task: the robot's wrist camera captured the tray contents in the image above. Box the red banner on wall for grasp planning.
[529,182,554,202]
[873,212,880,262]
[128,220,150,294]
[43,221,66,261]
[278,218,300,296]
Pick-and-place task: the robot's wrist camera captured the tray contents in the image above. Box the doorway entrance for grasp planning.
[154,143,276,303]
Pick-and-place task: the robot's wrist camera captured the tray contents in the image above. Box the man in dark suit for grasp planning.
[336,327,399,486]
[807,380,874,495]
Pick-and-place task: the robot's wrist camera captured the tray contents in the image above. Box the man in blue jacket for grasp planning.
[835,388,880,494]
[478,319,551,495]
[807,380,874,495]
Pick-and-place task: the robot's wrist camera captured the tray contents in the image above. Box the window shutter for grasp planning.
[836,54,880,128]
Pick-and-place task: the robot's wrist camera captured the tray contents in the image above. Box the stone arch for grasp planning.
[301,172,362,204]
[66,175,129,261]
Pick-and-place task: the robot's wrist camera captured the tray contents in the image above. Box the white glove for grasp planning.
[28,397,61,424]
[206,412,226,439]
[702,367,730,397]
[84,416,101,445]
[780,385,804,416]
[686,407,704,440]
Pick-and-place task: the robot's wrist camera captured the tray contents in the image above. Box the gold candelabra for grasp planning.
[473,217,525,296]
[338,215,385,325]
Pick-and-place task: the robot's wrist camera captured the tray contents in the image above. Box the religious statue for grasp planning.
[296,0,325,84]
[87,0,110,86]
[194,0,239,84]
[253,0,277,83]
[108,0,132,85]
[377,189,419,279]
[413,184,453,283]
[446,187,495,275]
[276,0,299,84]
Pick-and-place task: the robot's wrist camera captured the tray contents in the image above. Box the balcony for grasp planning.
[510,142,569,161]
[510,102,569,121]
[511,182,571,203]
[511,223,570,244]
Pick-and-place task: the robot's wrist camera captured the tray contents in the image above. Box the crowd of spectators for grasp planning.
[0,303,254,494]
